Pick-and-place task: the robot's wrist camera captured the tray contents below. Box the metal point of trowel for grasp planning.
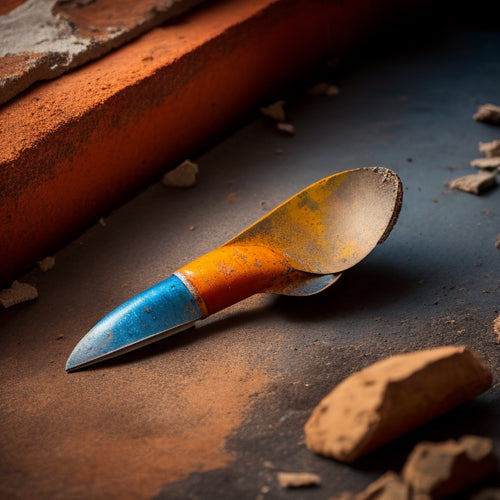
[66,167,402,372]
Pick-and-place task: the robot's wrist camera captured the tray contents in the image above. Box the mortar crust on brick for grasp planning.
[0,0,208,106]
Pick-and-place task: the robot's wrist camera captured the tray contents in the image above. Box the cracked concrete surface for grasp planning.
[0,0,206,106]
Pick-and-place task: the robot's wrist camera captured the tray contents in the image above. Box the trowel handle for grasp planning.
[175,244,293,316]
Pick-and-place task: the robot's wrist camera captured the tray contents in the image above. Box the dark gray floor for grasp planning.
[1,5,499,500]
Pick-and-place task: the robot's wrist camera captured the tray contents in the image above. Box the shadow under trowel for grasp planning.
[273,258,422,322]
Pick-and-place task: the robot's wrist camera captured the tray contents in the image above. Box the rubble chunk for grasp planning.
[260,100,286,122]
[479,139,500,158]
[402,436,497,498]
[304,346,491,462]
[37,256,55,272]
[307,82,340,96]
[474,104,500,124]
[162,160,198,188]
[470,157,500,169]
[449,170,498,195]
[0,280,38,308]
[276,471,321,488]
[276,122,295,135]
[496,235,500,250]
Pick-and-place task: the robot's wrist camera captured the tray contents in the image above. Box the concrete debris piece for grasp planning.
[470,157,500,169]
[474,104,500,124]
[277,471,321,488]
[402,436,497,499]
[260,100,286,122]
[449,170,498,195]
[162,159,198,188]
[0,280,38,308]
[304,346,492,463]
[330,472,410,500]
[471,488,500,500]
[276,122,295,135]
[479,140,500,158]
[37,256,55,272]
[0,0,207,106]
[496,235,500,250]
[307,82,340,96]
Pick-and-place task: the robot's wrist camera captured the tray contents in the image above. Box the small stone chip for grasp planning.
[474,104,500,124]
[307,82,340,96]
[162,160,199,188]
[470,157,500,169]
[495,234,500,250]
[260,100,286,122]
[479,139,500,158]
[449,170,498,195]
[276,122,295,135]
[37,256,55,272]
[0,280,38,308]
[494,313,500,341]
[402,436,497,498]
[277,472,321,488]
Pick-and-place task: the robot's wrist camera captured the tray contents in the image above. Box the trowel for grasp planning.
[66,167,402,372]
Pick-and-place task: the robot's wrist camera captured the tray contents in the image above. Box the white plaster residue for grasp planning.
[0,0,92,58]
[0,0,207,106]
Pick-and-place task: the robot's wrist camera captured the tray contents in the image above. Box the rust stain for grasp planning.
[0,342,269,499]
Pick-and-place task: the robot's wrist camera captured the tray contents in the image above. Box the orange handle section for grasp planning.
[177,244,293,316]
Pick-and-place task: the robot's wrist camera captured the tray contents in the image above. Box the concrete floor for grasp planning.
[1,6,499,500]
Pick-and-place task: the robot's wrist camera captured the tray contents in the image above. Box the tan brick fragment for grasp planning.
[304,346,492,462]
[470,157,500,169]
[479,139,500,158]
[277,471,320,488]
[0,280,38,308]
[474,104,500,124]
[449,170,497,194]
